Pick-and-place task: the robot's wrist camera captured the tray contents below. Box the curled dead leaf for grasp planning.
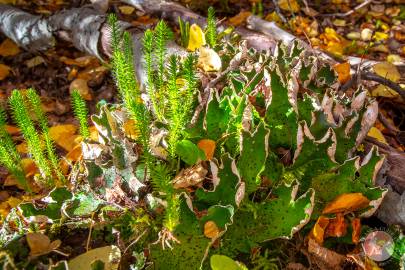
[172,163,208,189]
[187,24,206,52]
[310,216,329,244]
[325,213,347,238]
[333,62,351,84]
[323,193,370,214]
[197,47,222,72]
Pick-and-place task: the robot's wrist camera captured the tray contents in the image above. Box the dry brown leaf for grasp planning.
[197,139,216,160]
[228,11,252,27]
[60,56,98,68]
[0,39,20,57]
[27,233,61,257]
[197,47,222,72]
[173,163,208,189]
[310,216,329,244]
[69,78,92,101]
[323,193,370,214]
[333,62,351,84]
[0,64,11,80]
[351,218,361,244]
[204,220,220,239]
[278,0,300,12]
[25,56,45,68]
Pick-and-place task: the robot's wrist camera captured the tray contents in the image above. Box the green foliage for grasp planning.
[0,107,28,191]
[9,90,53,185]
[206,7,217,48]
[178,17,190,48]
[71,90,90,139]
[26,89,65,184]
[109,16,151,168]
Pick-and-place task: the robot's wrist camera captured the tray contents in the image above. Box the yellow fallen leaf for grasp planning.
[69,78,92,101]
[25,56,45,68]
[197,139,216,160]
[278,0,300,13]
[373,32,389,42]
[187,24,206,52]
[323,193,370,214]
[367,127,387,145]
[0,196,21,218]
[16,142,28,154]
[66,143,82,162]
[373,62,400,82]
[27,233,61,257]
[372,62,400,98]
[228,11,252,27]
[310,216,329,245]
[0,39,20,57]
[119,5,135,15]
[49,124,78,151]
[333,62,351,84]
[197,47,222,72]
[123,119,139,140]
[204,220,220,239]
[68,246,121,270]
[0,64,11,80]
[89,126,99,142]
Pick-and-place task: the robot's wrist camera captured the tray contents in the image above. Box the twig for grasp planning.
[361,72,405,100]
[378,112,399,135]
[86,212,95,252]
[271,0,288,24]
[321,0,373,17]
[122,229,148,255]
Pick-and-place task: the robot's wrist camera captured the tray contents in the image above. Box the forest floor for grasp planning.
[0,0,404,269]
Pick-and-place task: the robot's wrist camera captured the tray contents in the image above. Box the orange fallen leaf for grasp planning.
[26,233,61,257]
[204,220,220,239]
[0,39,20,57]
[322,193,370,214]
[278,0,300,13]
[66,143,82,162]
[60,55,98,68]
[351,218,361,244]
[310,216,329,244]
[228,11,252,27]
[197,139,216,160]
[16,142,28,154]
[0,196,21,219]
[325,213,347,238]
[0,64,11,80]
[5,125,20,135]
[49,124,78,151]
[334,62,351,84]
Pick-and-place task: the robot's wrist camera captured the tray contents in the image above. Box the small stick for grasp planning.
[321,0,373,17]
